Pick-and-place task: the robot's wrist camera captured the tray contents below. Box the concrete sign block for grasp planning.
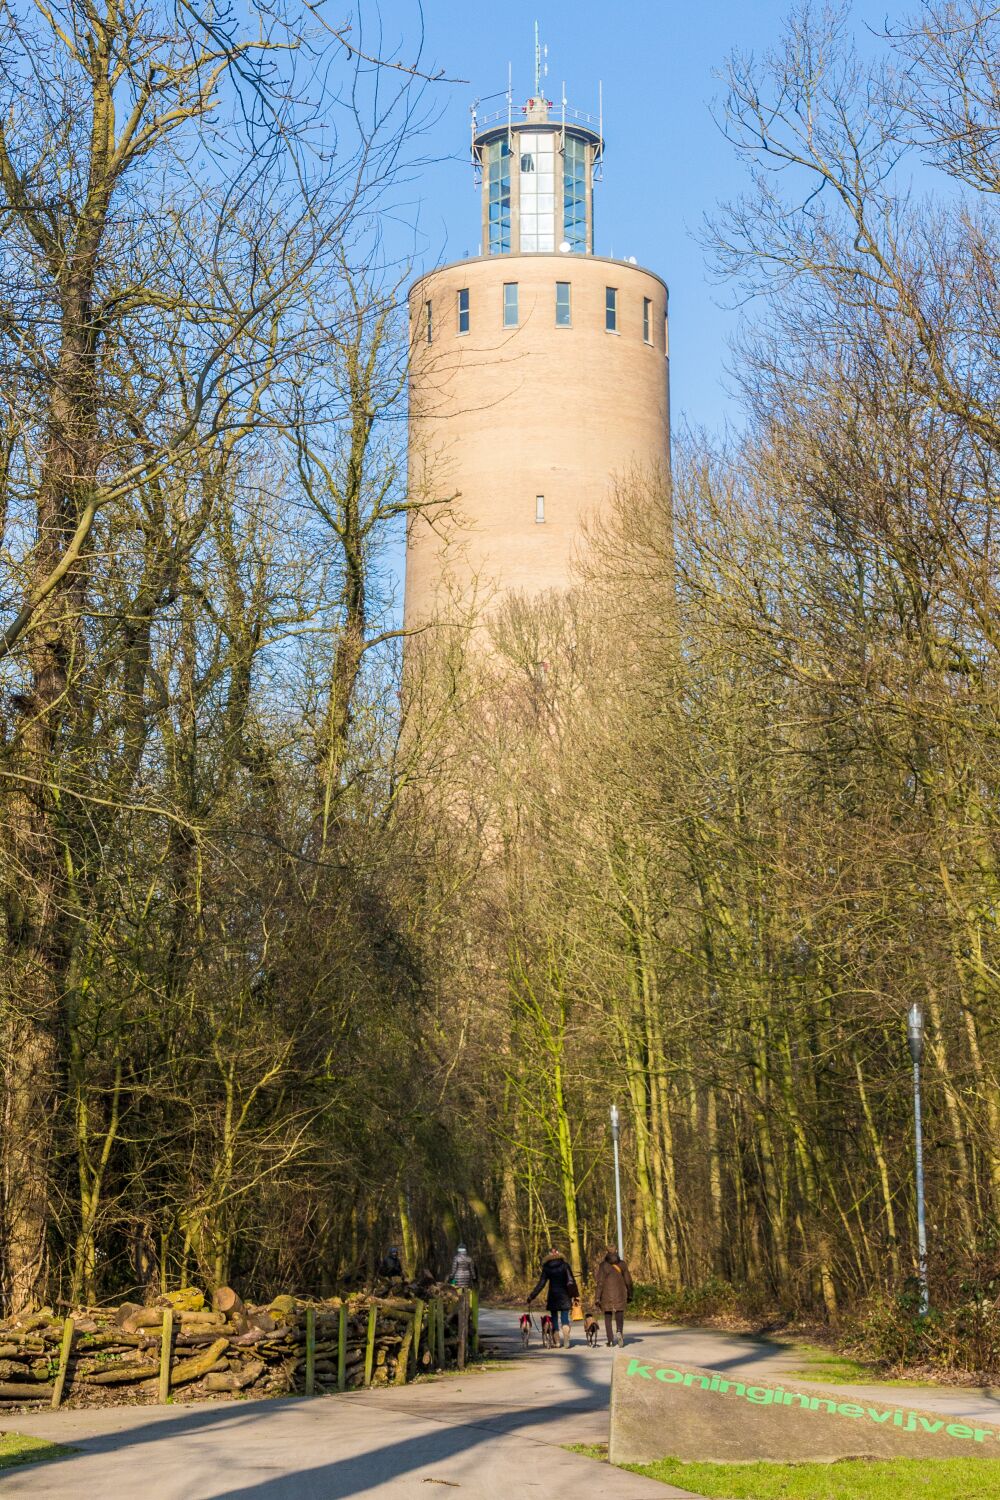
[609,1354,1000,1466]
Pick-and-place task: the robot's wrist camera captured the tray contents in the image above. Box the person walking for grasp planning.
[595,1245,633,1347]
[527,1247,580,1349]
[449,1243,478,1288]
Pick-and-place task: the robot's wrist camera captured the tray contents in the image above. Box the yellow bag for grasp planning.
[570,1297,584,1322]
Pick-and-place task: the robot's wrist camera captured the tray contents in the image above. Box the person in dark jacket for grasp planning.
[450,1244,478,1287]
[378,1246,404,1280]
[595,1246,634,1347]
[527,1247,580,1348]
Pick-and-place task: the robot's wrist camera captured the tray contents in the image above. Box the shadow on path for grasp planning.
[24,1348,617,1500]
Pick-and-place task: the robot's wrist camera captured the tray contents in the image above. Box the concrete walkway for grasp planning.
[0,1311,694,1500]
[6,1313,1000,1497]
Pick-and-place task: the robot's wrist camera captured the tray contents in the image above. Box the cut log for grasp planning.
[204,1358,265,1394]
[372,1298,420,1318]
[16,1309,55,1333]
[159,1288,205,1313]
[169,1337,230,1387]
[124,1307,223,1335]
[76,1332,153,1350]
[212,1287,249,1334]
[0,1381,54,1400]
[232,1329,266,1347]
[122,1309,165,1333]
[175,1329,233,1347]
[113,1302,143,1329]
[293,1351,362,1373]
[83,1363,159,1385]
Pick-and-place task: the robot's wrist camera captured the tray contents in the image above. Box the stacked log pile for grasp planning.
[0,1283,475,1411]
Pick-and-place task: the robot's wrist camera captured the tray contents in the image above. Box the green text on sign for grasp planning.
[623,1363,997,1445]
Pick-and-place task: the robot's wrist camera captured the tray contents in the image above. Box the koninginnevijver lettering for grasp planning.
[623,1362,997,1444]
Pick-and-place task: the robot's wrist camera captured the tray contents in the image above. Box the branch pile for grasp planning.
[0,1283,471,1411]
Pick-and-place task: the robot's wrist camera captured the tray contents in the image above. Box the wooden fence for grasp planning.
[0,1285,481,1412]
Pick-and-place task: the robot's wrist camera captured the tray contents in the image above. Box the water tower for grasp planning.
[404,41,670,629]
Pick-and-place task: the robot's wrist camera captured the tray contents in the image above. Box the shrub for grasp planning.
[852,1260,1000,1377]
[630,1276,741,1322]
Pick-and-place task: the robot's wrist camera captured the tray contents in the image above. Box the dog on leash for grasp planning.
[540,1313,556,1348]
[584,1312,600,1348]
[519,1312,534,1348]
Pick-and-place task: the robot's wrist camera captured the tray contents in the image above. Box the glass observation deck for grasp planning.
[472,93,604,257]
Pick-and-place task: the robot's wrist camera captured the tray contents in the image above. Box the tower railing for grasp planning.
[474,103,601,134]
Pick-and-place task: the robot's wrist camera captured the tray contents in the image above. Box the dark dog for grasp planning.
[584,1312,600,1348]
[540,1313,556,1348]
[519,1312,533,1348]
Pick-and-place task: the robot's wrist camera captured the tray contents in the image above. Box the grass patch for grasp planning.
[623,1456,1000,1498]
[778,1343,939,1389]
[568,1443,1000,1497]
[0,1431,74,1470]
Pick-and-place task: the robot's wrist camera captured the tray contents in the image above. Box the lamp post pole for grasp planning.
[907,1003,929,1316]
[610,1104,624,1258]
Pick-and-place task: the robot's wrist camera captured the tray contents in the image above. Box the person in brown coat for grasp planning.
[594,1246,633,1347]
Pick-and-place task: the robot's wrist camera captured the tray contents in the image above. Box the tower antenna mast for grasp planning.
[533,21,548,97]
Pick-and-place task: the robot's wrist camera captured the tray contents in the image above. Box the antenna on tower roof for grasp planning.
[532,22,549,94]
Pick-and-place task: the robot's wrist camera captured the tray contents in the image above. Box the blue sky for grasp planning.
[379,0,895,434]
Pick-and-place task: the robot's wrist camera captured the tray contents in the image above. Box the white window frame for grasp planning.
[503,282,519,328]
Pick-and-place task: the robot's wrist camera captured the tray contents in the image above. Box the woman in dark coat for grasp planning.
[527,1247,580,1348]
[595,1246,634,1346]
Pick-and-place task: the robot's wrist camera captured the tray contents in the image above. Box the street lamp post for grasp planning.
[610,1104,624,1258]
[907,1003,929,1316]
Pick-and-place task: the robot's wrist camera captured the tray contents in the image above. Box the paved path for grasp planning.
[5,1313,1000,1498]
